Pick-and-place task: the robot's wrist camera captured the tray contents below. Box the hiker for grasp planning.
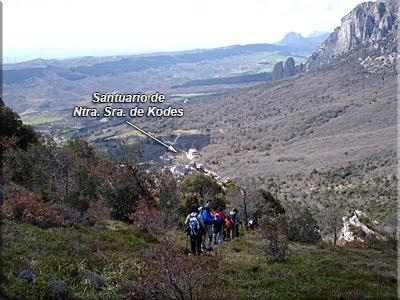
[315,226,322,242]
[213,207,225,244]
[185,204,203,255]
[229,207,242,239]
[247,218,256,231]
[200,200,215,251]
[225,216,232,240]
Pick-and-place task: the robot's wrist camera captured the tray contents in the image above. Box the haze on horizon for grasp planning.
[3,0,367,63]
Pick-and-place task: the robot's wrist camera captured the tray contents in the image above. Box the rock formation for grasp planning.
[338,210,384,245]
[283,57,295,77]
[272,57,304,81]
[306,0,398,69]
[294,63,304,74]
[272,61,283,81]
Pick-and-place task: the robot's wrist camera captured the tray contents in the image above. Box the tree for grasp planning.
[256,189,288,262]
[261,214,289,262]
[325,201,344,245]
[227,183,248,224]
[246,188,285,223]
[64,139,104,205]
[4,139,107,210]
[227,180,284,226]
[157,169,182,228]
[102,146,154,222]
[285,206,319,243]
[226,179,253,226]
[0,106,38,182]
[255,189,285,216]
[181,173,225,213]
[382,212,397,249]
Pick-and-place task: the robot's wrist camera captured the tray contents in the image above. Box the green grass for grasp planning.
[2,220,158,299]
[61,128,73,134]
[217,233,397,299]
[23,117,62,125]
[2,220,397,299]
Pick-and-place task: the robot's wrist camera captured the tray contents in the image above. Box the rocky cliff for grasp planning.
[306,0,398,69]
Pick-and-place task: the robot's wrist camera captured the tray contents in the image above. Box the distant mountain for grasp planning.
[306,32,331,46]
[306,0,398,69]
[3,42,313,113]
[275,31,330,50]
[306,31,330,38]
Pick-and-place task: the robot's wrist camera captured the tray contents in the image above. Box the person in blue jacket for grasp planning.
[200,199,215,251]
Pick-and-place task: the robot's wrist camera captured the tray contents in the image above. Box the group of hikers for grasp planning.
[184,199,250,256]
[184,199,323,256]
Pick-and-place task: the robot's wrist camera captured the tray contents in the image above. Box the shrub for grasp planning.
[128,198,163,231]
[63,192,90,212]
[1,191,66,228]
[124,235,228,299]
[101,176,143,222]
[285,206,320,243]
[261,215,289,262]
[181,173,226,212]
[51,202,88,224]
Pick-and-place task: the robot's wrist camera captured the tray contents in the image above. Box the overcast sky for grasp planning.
[2,0,367,60]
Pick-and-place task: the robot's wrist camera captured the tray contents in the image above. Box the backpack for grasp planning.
[229,211,237,224]
[214,213,222,224]
[188,212,201,236]
[225,218,232,229]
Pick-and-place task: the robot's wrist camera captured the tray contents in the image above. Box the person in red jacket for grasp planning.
[214,207,226,244]
[225,217,232,240]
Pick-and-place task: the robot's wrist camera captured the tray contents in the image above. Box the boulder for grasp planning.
[85,271,106,291]
[49,280,70,299]
[18,270,35,284]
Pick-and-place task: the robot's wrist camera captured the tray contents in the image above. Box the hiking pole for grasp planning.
[186,233,189,254]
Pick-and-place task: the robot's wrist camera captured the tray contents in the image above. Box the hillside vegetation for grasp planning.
[2,220,397,299]
[0,104,397,299]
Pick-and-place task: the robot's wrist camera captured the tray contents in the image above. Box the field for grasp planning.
[23,117,62,126]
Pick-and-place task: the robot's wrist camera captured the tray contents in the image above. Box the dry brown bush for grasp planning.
[128,198,164,232]
[1,188,66,227]
[124,234,229,299]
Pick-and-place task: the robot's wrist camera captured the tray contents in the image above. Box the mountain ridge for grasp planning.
[275,31,330,50]
[306,0,398,69]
